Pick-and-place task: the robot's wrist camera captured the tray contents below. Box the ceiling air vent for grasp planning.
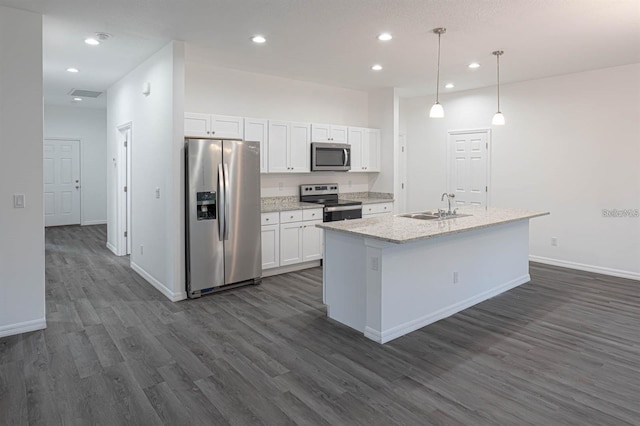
[69,89,103,98]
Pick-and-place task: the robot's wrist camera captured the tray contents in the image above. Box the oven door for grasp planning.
[323,206,362,222]
[311,143,351,171]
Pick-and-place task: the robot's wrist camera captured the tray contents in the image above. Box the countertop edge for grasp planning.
[317,211,550,244]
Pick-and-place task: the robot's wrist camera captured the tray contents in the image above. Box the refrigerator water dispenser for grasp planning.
[196,191,216,220]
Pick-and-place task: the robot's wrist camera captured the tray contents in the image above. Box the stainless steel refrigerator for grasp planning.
[185,138,261,297]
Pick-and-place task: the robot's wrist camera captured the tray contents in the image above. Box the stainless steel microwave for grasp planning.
[311,142,351,171]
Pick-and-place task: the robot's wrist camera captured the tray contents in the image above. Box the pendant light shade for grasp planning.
[429,28,446,118]
[492,50,505,125]
[430,102,444,118]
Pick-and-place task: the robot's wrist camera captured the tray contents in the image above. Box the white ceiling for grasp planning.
[2,0,639,108]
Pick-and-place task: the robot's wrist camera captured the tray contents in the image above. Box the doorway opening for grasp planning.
[117,123,132,256]
[44,138,81,227]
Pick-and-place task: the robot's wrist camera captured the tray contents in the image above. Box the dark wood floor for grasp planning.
[1,225,639,425]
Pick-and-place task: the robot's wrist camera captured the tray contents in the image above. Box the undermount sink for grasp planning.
[398,211,472,221]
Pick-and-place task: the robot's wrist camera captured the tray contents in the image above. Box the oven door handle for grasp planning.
[324,205,362,213]
[343,148,349,167]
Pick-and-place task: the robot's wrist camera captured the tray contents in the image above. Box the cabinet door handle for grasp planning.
[212,131,216,135]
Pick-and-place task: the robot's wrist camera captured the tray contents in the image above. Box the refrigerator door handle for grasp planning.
[217,163,225,241]
[223,163,230,240]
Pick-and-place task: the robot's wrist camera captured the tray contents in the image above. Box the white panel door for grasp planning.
[261,224,280,269]
[447,130,489,206]
[348,127,365,171]
[245,118,269,173]
[44,139,80,226]
[289,122,310,172]
[210,114,244,139]
[330,126,348,143]
[302,221,323,261]
[268,120,289,173]
[365,129,380,172]
[280,222,303,266]
[184,112,210,137]
[311,124,331,142]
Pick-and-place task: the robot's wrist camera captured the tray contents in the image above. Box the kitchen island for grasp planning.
[317,207,549,344]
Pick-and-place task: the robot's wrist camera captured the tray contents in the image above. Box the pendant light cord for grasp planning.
[436,32,441,103]
[496,53,500,112]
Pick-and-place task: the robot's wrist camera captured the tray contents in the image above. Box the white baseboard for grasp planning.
[366,274,531,344]
[0,318,47,338]
[82,220,107,226]
[529,255,640,281]
[106,241,119,256]
[130,261,187,302]
[262,260,321,277]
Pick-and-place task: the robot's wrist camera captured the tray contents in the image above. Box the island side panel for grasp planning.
[376,219,531,343]
[323,229,368,333]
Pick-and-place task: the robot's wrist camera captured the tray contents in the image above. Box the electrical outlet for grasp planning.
[13,194,25,209]
[155,187,160,199]
[140,245,144,255]
[453,271,459,284]
[551,237,558,247]
[348,180,352,188]
[278,182,283,191]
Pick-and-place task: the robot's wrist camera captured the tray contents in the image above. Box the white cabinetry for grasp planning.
[348,127,380,172]
[311,124,348,143]
[268,121,310,173]
[279,208,324,267]
[245,118,268,173]
[184,113,244,139]
[362,202,393,218]
[261,212,280,270]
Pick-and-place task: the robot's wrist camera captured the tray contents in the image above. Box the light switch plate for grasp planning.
[13,194,25,208]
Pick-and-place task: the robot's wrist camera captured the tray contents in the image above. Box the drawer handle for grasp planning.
[266,218,269,221]
[290,215,294,219]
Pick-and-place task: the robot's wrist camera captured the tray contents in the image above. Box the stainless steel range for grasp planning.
[300,184,362,222]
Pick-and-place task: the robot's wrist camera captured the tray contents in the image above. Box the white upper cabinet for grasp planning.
[365,128,380,172]
[311,124,348,143]
[268,121,310,173]
[348,127,379,172]
[245,118,268,173]
[184,113,244,139]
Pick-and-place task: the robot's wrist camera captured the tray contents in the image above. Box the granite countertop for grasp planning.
[261,192,394,213]
[261,199,320,213]
[316,206,549,244]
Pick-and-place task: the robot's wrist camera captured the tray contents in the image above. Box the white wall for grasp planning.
[107,41,186,301]
[368,88,398,195]
[185,58,373,194]
[44,105,107,225]
[400,63,640,279]
[0,6,45,337]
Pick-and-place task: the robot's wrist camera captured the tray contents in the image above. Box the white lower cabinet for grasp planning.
[302,220,323,261]
[362,202,393,218]
[280,222,304,266]
[261,224,280,270]
[263,209,323,271]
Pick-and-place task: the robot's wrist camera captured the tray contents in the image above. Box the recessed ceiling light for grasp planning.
[445,83,455,89]
[84,38,100,46]
[251,35,266,44]
[73,97,83,102]
[371,64,383,71]
[377,33,392,41]
[468,62,480,69]
[67,67,79,73]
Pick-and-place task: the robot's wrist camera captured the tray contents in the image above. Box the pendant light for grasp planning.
[492,50,505,125]
[429,28,446,118]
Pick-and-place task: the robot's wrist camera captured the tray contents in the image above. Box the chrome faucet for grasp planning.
[441,192,455,215]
